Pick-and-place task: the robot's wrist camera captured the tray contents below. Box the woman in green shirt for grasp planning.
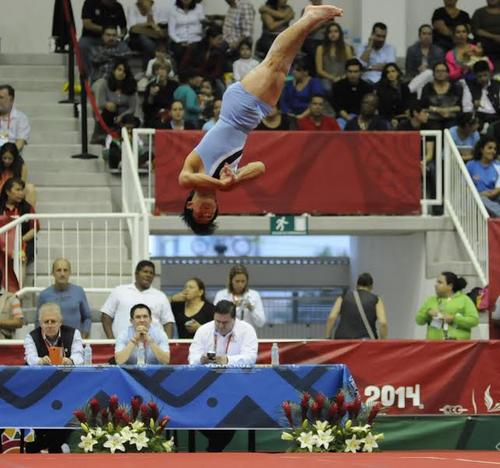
[416,272,479,340]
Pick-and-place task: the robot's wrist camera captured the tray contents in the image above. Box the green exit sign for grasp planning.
[270,215,308,235]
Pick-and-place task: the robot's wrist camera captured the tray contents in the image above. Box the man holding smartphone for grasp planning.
[188,300,257,367]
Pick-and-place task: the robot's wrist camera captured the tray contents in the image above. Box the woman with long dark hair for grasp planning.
[315,22,353,94]
[416,271,478,339]
[466,136,500,217]
[96,59,138,130]
[376,62,414,127]
[0,143,36,206]
[170,277,214,338]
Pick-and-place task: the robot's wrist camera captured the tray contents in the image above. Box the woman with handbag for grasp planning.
[325,273,388,339]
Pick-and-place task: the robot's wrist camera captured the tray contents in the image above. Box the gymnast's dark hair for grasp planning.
[182,190,218,235]
[441,272,467,293]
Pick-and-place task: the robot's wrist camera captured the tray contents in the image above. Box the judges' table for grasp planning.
[0,364,356,429]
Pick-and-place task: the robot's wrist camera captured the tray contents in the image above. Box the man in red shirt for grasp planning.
[297,95,341,130]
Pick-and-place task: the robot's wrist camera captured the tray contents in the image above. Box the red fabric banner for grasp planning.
[155,131,422,215]
[488,220,500,339]
[2,340,499,416]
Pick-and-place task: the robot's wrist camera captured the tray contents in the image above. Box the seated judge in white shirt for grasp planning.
[188,300,257,367]
[214,264,266,328]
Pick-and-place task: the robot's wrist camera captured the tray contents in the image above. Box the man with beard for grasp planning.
[358,22,396,84]
[344,93,390,131]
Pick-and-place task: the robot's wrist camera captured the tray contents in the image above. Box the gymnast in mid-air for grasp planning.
[178,4,343,235]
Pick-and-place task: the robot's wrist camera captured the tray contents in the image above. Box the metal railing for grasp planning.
[0,213,147,296]
[132,129,444,216]
[443,129,489,285]
[121,128,150,260]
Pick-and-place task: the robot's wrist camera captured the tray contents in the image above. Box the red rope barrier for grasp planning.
[62,0,118,139]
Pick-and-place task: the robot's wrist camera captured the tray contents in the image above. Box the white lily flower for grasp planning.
[313,420,330,432]
[297,431,317,452]
[351,424,371,434]
[344,435,362,453]
[315,428,334,450]
[162,437,175,452]
[362,432,379,452]
[119,426,134,442]
[78,433,97,453]
[92,427,106,440]
[130,420,145,431]
[130,431,150,451]
[103,433,126,453]
[281,432,294,441]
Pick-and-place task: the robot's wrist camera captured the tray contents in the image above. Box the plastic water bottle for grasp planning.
[136,342,146,366]
[271,342,280,366]
[83,343,92,366]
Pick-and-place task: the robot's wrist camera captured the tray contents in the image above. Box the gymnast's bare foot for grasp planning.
[304,4,344,20]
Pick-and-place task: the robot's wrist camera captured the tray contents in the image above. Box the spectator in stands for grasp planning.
[232,39,260,82]
[89,26,132,83]
[446,23,494,82]
[431,0,471,52]
[463,60,500,129]
[202,99,222,132]
[300,0,330,75]
[173,69,203,126]
[0,178,39,266]
[214,264,265,328]
[255,104,296,130]
[280,58,323,118]
[297,95,340,131]
[416,272,479,339]
[198,79,217,114]
[101,259,175,338]
[0,269,23,339]
[466,136,500,216]
[421,62,463,130]
[0,85,30,153]
[405,24,445,80]
[127,0,168,67]
[189,299,257,451]
[79,0,127,76]
[357,22,396,84]
[36,258,92,339]
[472,0,500,71]
[449,113,480,160]
[330,58,373,129]
[255,0,295,59]
[397,100,429,131]
[24,303,82,452]
[144,42,176,84]
[0,143,35,207]
[115,303,170,364]
[375,63,414,127]
[345,93,390,131]
[94,59,138,143]
[315,22,354,95]
[143,62,179,128]
[223,0,256,61]
[158,100,197,130]
[168,0,205,70]
[105,114,147,170]
[325,272,388,339]
[170,277,214,338]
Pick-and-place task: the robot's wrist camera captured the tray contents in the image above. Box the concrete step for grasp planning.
[0,65,65,79]
[23,144,102,160]
[33,218,131,231]
[15,91,64,105]
[7,78,64,92]
[30,130,83,144]
[26,158,105,173]
[35,246,128,261]
[30,172,109,186]
[17,103,76,118]
[29,275,132,289]
[36,187,112,203]
[0,53,66,66]
[35,201,114,213]
[30,117,92,132]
